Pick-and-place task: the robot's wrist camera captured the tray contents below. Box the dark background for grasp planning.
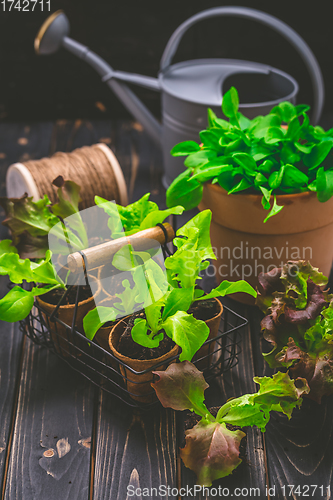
[0,0,331,124]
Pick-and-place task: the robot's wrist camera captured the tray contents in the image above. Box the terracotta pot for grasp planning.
[192,298,223,371]
[199,184,333,304]
[108,317,180,403]
[36,275,101,356]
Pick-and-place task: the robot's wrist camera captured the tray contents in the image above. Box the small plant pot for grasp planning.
[108,317,180,403]
[199,184,333,304]
[192,298,223,371]
[36,275,101,357]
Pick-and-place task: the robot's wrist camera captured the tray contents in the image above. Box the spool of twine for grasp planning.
[6,143,128,208]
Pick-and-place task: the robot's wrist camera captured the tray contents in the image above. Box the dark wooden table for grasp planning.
[0,120,332,500]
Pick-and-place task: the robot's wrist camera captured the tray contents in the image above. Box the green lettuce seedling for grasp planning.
[152,361,309,486]
[84,209,256,362]
[166,86,333,222]
[95,192,184,238]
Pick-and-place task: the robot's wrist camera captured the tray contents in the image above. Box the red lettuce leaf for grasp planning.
[151,361,210,418]
[180,420,245,486]
[284,281,328,324]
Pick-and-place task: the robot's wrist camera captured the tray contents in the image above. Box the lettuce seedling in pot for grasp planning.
[151,361,309,486]
[84,209,257,362]
[256,260,333,403]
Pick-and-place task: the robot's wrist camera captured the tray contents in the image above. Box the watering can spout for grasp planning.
[35,11,162,146]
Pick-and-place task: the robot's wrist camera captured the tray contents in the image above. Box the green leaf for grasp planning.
[83,306,117,340]
[0,253,32,283]
[263,195,284,223]
[131,318,163,348]
[190,164,230,183]
[174,209,215,261]
[270,101,296,123]
[0,239,18,256]
[0,194,59,257]
[166,169,203,211]
[163,311,209,362]
[260,186,272,210]
[265,126,286,144]
[198,280,257,301]
[222,87,239,118]
[139,205,184,230]
[294,142,314,154]
[232,152,257,174]
[162,287,194,321]
[286,116,301,140]
[217,372,309,430]
[151,360,211,418]
[268,166,285,190]
[207,108,231,130]
[294,104,310,116]
[254,172,268,189]
[316,167,333,202]
[304,140,333,169]
[170,141,201,156]
[0,286,35,322]
[0,284,60,322]
[227,177,251,194]
[257,159,274,175]
[281,143,300,164]
[184,150,217,168]
[144,298,164,334]
[199,130,224,151]
[250,114,281,139]
[281,164,308,189]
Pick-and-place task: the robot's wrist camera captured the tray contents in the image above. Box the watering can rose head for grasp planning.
[166,86,333,222]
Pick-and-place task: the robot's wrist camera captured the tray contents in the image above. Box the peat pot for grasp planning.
[109,317,180,404]
[36,276,101,356]
[199,184,333,304]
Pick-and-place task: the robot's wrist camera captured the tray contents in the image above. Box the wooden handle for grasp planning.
[67,223,174,274]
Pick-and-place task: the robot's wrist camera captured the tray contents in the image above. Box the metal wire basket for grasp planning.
[20,295,248,408]
[18,221,248,408]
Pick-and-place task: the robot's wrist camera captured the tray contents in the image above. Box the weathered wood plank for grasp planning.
[0,279,24,496]
[248,306,333,500]
[3,337,95,500]
[93,394,177,500]
[114,120,164,205]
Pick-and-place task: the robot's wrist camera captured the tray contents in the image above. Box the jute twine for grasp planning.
[22,144,122,209]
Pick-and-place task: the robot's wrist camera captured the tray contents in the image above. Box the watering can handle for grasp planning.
[160,6,324,124]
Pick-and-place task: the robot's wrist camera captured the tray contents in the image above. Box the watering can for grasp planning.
[35,7,325,188]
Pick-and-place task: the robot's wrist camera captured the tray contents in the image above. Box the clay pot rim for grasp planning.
[108,315,180,373]
[205,182,316,202]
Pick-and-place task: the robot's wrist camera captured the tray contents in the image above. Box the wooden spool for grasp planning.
[6,143,128,208]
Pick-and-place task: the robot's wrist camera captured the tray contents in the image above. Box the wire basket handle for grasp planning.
[67,223,174,274]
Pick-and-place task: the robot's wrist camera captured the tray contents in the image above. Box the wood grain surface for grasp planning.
[1,119,333,500]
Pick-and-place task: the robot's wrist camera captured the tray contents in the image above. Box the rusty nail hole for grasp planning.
[43,449,55,458]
